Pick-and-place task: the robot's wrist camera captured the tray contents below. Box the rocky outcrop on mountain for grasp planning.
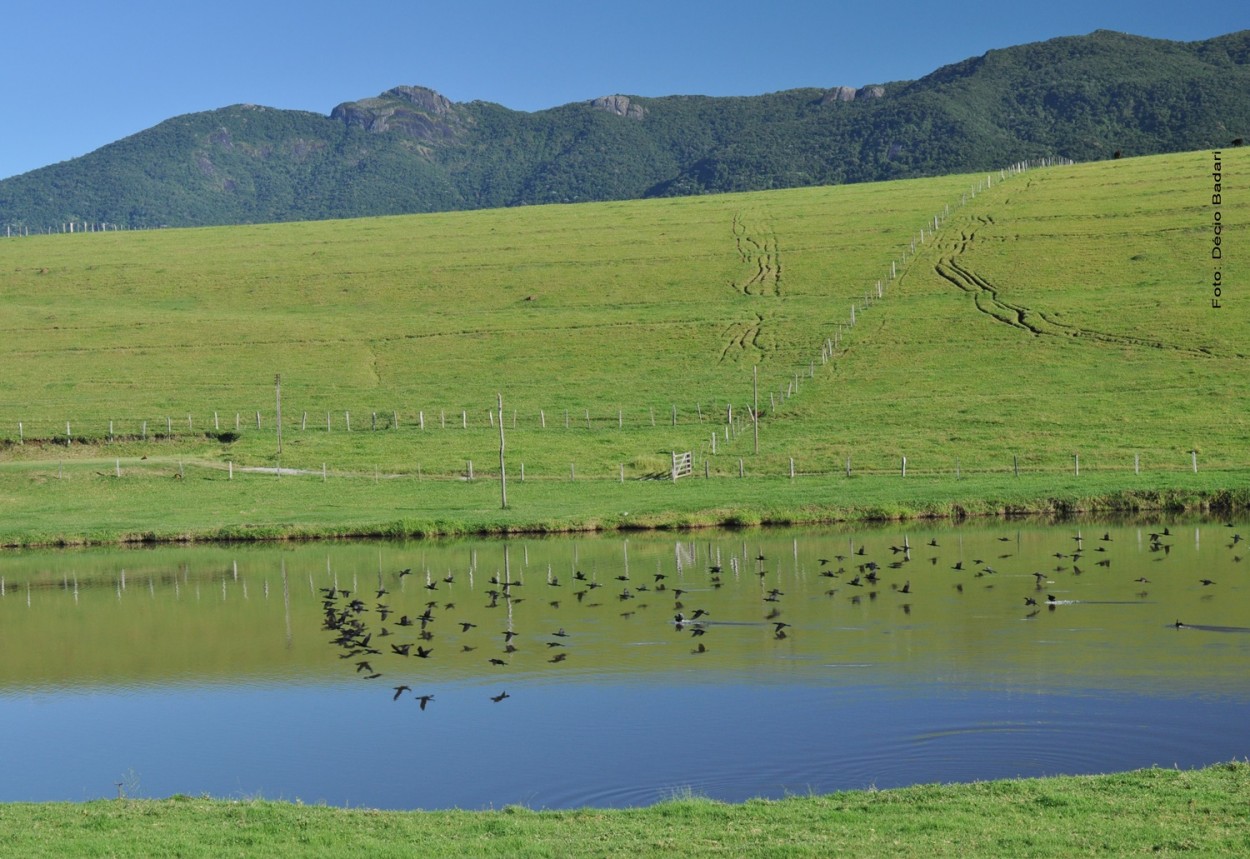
[820,84,885,104]
[590,95,647,119]
[330,86,466,142]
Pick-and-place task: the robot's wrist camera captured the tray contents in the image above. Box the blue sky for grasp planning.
[1,1,1245,180]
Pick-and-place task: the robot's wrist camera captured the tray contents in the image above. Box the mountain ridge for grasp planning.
[1,28,1247,230]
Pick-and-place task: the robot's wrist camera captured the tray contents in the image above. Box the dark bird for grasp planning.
[1024,597,1037,606]
[489,658,507,666]
[491,691,511,702]
[1200,579,1216,586]
[391,643,411,657]
[416,694,434,711]
[397,568,412,578]
[900,581,911,594]
[459,622,477,632]
[549,653,567,663]
[355,661,373,673]
[692,643,707,654]
[552,628,569,637]
[952,562,963,571]
[392,685,410,701]
[415,646,433,658]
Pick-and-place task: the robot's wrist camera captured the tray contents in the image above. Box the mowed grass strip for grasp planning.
[0,763,1246,858]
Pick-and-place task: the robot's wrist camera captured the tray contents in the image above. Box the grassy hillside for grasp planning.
[0,148,1245,543]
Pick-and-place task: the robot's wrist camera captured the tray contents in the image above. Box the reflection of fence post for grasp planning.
[1013,455,1019,478]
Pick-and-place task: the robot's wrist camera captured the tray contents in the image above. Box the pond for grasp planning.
[1,516,1247,809]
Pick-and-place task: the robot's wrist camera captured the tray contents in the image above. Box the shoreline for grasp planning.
[4,481,1247,550]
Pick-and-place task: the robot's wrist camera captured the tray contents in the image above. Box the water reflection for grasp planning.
[0,516,1247,807]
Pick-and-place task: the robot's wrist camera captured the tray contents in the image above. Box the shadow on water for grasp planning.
[0,514,1247,808]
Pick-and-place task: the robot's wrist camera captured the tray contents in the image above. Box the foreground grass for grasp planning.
[1,763,1246,857]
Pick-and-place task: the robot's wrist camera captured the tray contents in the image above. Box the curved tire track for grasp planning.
[934,220,1228,358]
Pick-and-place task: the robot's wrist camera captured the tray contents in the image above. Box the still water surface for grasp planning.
[1,517,1247,808]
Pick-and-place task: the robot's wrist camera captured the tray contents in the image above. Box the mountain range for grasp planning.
[1,28,1247,230]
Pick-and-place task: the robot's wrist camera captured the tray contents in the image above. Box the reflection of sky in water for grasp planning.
[3,681,1247,809]
[0,518,1247,808]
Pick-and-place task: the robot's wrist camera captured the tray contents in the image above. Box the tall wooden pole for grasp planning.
[274,374,283,455]
[498,393,507,509]
[753,365,759,455]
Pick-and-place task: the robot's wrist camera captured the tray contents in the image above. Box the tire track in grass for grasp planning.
[729,213,781,297]
[933,217,1240,358]
[718,313,766,364]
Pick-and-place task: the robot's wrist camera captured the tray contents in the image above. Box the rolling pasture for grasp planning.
[0,149,1245,542]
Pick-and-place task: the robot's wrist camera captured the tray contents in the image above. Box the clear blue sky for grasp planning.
[2,1,1245,180]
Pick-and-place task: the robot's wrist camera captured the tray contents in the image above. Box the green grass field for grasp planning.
[0,763,1246,858]
[0,149,1246,543]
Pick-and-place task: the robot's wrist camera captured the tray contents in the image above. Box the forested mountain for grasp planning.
[2,29,1247,229]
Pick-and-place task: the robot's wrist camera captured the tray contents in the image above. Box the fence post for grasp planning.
[1074,453,1080,476]
[1013,455,1019,478]
[467,460,474,481]
[901,456,907,477]
[790,457,795,479]
[1134,453,1140,475]
[1192,450,1198,473]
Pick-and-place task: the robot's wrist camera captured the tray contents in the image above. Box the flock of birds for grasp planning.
[320,523,1246,708]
